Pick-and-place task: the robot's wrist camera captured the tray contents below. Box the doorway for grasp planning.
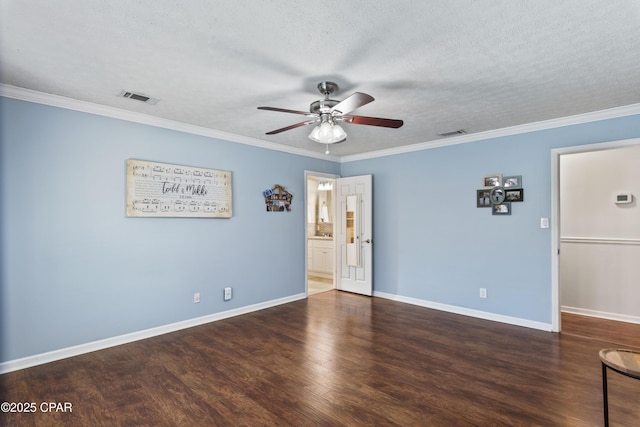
[551,137,640,331]
[305,172,338,296]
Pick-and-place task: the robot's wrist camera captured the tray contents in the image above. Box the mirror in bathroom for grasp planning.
[316,180,333,237]
[307,177,334,237]
[318,184,332,224]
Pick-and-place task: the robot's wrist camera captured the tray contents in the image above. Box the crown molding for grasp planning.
[3,84,638,163]
[0,84,340,162]
[340,103,640,162]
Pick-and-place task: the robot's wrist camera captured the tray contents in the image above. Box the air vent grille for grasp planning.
[118,90,159,105]
[438,129,466,137]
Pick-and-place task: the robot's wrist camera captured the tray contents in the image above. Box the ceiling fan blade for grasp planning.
[258,106,315,116]
[265,120,316,135]
[330,92,374,115]
[342,115,404,128]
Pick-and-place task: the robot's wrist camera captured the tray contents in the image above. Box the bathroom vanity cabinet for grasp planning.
[308,237,334,277]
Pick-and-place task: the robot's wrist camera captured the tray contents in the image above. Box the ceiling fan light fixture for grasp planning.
[308,124,322,141]
[308,115,347,145]
[318,121,334,140]
[332,123,347,141]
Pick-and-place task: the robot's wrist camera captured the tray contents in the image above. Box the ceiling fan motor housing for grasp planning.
[310,99,340,114]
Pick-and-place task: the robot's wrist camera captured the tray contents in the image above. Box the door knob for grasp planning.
[363,239,371,244]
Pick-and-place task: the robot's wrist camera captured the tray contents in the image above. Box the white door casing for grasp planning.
[336,174,373,296]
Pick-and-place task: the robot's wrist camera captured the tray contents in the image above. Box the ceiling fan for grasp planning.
[258,81,403,154]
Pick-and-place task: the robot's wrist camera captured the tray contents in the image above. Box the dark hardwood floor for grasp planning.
[2,291,639,426]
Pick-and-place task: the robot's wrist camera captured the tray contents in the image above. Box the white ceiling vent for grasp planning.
[118,90,160,105]
[438,129,467,137]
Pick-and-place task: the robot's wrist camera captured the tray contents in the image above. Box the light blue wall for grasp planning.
[341,115,640,323]
[2,95,639,364]
[0,97,339,362]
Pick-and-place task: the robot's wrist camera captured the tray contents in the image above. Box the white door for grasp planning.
[335,174,373,296]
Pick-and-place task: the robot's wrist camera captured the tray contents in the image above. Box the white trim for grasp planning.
[373,291,553,332]
[2,84,639,163]
[551,137,640,334]
[561,237,640,245]
[0,84,339,162]
[551,149,561,332]
[341,103,640,163]
[562,306,640,325]
[0,293,306,374]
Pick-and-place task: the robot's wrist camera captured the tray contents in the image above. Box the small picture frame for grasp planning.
[476,189,491,208]
[492,202,511,215]
[505,188,524,202]
[483,174,502,188]
[489,186,506,205]
[503,175,522,189]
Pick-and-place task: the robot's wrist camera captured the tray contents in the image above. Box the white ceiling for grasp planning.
[2,0,640,157]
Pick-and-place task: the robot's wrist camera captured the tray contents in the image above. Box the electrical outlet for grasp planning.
[224,287,232,301]
[194,292,200,303]
[479,288,487,299]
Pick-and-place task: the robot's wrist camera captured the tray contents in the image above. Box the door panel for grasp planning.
[336,175,372,296]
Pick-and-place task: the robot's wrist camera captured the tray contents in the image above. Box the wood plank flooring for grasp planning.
[308,276,333,296]
[2,291,639,426]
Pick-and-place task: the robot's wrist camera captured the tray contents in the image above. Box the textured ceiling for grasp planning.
[1,0,640,157]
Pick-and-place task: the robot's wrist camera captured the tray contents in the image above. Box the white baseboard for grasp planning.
[0,293,306,374]
[373,291,553,332]
[561,306,640,325]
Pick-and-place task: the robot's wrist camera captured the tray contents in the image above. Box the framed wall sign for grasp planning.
[126,159,232,218]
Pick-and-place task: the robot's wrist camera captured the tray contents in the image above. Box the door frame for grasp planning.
[304,170,339,296]
[551,137,640,332]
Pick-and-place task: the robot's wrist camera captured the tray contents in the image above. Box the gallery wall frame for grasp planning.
[263,184,293,212]
[477,189,491,208]
[489,186,506,204]
[482,174,502,188]
[503,175,523,188]
[492,202,511,215]
[477,172,524,216]
[505,188,524,202]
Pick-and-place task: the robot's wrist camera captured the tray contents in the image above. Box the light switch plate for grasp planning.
[540,218,549,229]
